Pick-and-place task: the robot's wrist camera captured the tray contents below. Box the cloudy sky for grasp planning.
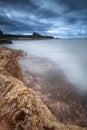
[0,0,87,38]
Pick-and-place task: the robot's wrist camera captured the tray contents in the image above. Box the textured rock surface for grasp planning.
[0,47,23,80]
[0,74,86,130]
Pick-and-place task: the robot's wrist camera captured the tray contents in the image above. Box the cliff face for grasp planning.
[0,47,86,130]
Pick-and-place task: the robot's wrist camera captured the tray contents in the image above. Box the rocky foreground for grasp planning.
[0,46,86,130]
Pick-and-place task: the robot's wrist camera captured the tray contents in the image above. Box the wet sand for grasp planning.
[19,54,87,127]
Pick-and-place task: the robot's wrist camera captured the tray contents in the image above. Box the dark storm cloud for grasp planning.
[55,0,87,12]
[39,8,60,19]
[0,0,39,11]
[54,0,87,25]
[67,17,77,24]
[0,0,87,37]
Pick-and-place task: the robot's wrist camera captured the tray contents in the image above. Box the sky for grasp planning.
[0,0,87,38]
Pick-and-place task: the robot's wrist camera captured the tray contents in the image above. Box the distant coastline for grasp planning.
[0,30,56,41]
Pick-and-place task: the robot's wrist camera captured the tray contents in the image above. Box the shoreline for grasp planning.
[0,46,87,129]
[19,51,87,127]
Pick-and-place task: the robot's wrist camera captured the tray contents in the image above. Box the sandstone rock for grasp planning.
[0,47,23,80]
[0,74,86,130]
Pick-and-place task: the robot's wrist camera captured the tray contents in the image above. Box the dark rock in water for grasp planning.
[0,30,12,44]
[0,39,12,44]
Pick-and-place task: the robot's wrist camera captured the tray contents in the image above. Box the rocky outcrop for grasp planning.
[0,30,12,44]
[0,39,12,44]
[0,74,86,130]
[0,47,86,130]
[0,74,58,130]
[0,47,23,80]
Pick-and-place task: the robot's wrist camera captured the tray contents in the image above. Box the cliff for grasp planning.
[0,47,86,130]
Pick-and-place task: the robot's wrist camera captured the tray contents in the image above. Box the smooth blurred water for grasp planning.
[6,39,87,91]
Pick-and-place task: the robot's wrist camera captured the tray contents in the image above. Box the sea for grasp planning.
[6,39,87,93]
